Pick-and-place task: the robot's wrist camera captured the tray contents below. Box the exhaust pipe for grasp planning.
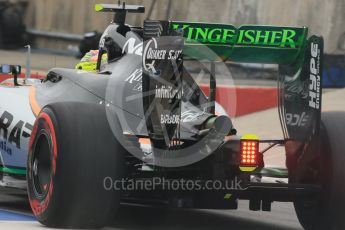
[199,115,235,136]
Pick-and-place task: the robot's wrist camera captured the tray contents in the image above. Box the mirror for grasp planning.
[0,65,11,74]
[0,65,21,74]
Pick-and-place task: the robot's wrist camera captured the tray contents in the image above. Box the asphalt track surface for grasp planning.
[0,49,344,229]
[0,192,302,230]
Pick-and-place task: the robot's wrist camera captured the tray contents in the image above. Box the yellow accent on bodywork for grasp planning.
[224,193,232,200]
[240,134,259,141]
[75,62,97,72]
[239,166,257,172]
[95,4,104,12]
[75,51,108,72]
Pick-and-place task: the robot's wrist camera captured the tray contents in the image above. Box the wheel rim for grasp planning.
[31,130,53,199]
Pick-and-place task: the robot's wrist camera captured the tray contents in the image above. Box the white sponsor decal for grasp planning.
[99,37,105,48]
[143,38,183,74]
[286,112,309,127]
[125,69,142,84]
[143,38,159,74]
[309,42,321,109]
[133,83,142,91]
[125,69,143,91]
[161,114,180,124]
[180,110,204,123]
[145,60,158,74]
[146,49,182,60]
[155,85,181,99]
[167,50,183,60]
[147,48,167,60]
[0,140,12,155]
[285,82,309,100]
[122,38,143,56]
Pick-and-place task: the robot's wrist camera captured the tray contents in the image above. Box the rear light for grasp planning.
[240,141,258,165]
[240,134,260,172]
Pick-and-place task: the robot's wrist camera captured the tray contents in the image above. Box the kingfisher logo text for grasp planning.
[171,23,304,49]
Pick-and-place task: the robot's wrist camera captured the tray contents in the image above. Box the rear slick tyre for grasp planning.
[294,111,345,230]
[27,102,124,229]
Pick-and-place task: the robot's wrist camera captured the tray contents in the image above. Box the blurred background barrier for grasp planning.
[22,0,345,54]
[0,0,344,88]
[323,54,345,88]
[0,0,27,49]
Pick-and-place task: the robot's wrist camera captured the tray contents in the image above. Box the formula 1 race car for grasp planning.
[0,3,344,230]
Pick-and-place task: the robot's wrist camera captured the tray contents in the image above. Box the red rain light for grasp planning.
[240,140,259,166]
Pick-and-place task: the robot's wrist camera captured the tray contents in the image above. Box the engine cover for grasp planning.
[142,20,184,150]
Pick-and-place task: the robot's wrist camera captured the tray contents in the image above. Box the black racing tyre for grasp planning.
[27,102,125,228]
[294,111,345,230]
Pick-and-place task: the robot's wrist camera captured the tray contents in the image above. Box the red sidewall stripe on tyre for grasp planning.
[28,111,58,216]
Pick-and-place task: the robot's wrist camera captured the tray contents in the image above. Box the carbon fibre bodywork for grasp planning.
[0,52,227,185]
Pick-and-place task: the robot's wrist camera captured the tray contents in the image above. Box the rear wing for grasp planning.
[142,20,324,154]
[168,21,323,142]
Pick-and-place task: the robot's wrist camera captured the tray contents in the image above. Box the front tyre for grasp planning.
[294,112,345,230]
[27,103,124,229]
